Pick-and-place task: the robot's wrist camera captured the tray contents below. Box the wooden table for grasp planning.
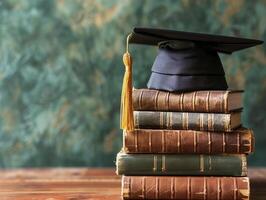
[0,168,265,199]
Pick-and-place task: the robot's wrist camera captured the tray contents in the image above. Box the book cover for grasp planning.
[116,152,247,176]
[122,176,249,200]
[123,128,254,154]
[134,111,241,132]
[133,88,243,113]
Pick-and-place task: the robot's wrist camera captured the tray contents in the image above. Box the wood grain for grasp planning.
[0,168,264,199]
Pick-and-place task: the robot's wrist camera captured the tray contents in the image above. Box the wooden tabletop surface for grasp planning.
[0,168,265,200]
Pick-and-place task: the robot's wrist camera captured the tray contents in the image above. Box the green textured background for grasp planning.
[0,0,265,167]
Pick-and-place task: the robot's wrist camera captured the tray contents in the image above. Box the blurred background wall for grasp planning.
[0,0,265,167]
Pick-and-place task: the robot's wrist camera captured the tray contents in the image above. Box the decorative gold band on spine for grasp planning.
[187,177,191,200]
[222,133,225,153]
[180,93,184,111]
[166,91,170,111]
[162,155,166,172]
[148,131,152,153]
[153,156,157,172]
[142,176,145,199]
[223,91,229,112]
[139,89,144,110]
[208,131,211,154]
[192,91,197,112]
[177,130,181,153]
[134,130,138,152]
[200,155,205,172]
[155,177,159,199]
[217,178,221,200]
[155,90,159,110]
[193,131,197,153]
[206,91,210,112]
[233,177,237,200]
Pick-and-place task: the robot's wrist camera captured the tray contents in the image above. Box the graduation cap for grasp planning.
[120,27,263,131]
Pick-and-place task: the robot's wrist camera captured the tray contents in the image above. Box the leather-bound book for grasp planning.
[116,152,247,176]
[134,111,241,132]
[123,128,254,154]
[133,88,243,113]
[122,176,249,200]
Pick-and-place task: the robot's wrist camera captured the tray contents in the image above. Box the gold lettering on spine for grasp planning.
[206,91,210,112]
[122,177,131,198]
[162,155,166,172]
[192,91,197,112]
[242,156,247,176]
[200,155,205,172]
[153,156,157,172]
[139,89,144,110]
[223,91,229,112]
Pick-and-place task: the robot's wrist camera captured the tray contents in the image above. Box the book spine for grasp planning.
[122,176,250,200]
[133,89,230,113]
[123,129,254,154]
[134,111,235,132]
[116,153,247,176]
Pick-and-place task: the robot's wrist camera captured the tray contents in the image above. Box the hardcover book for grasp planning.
[133,88,243,113]
[123,128,254,154]
[122,176,249,200]
[116,152,247,176]
[134,111,241,132]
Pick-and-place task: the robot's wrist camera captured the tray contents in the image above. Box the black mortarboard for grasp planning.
[120,27,263,131]
[129,27,263,92]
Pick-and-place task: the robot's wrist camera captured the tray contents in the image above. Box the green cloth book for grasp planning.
[116,152,247,176]
[134,111,241,132]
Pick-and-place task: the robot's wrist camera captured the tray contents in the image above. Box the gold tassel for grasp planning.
[120,34,134,131]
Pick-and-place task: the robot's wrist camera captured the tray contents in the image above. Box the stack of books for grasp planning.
[116,88,254,200]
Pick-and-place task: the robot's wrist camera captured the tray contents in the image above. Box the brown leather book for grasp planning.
[134,111,241,132]
[133,88,243,113]
[122,176,249,200]
[123,128,254,154]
